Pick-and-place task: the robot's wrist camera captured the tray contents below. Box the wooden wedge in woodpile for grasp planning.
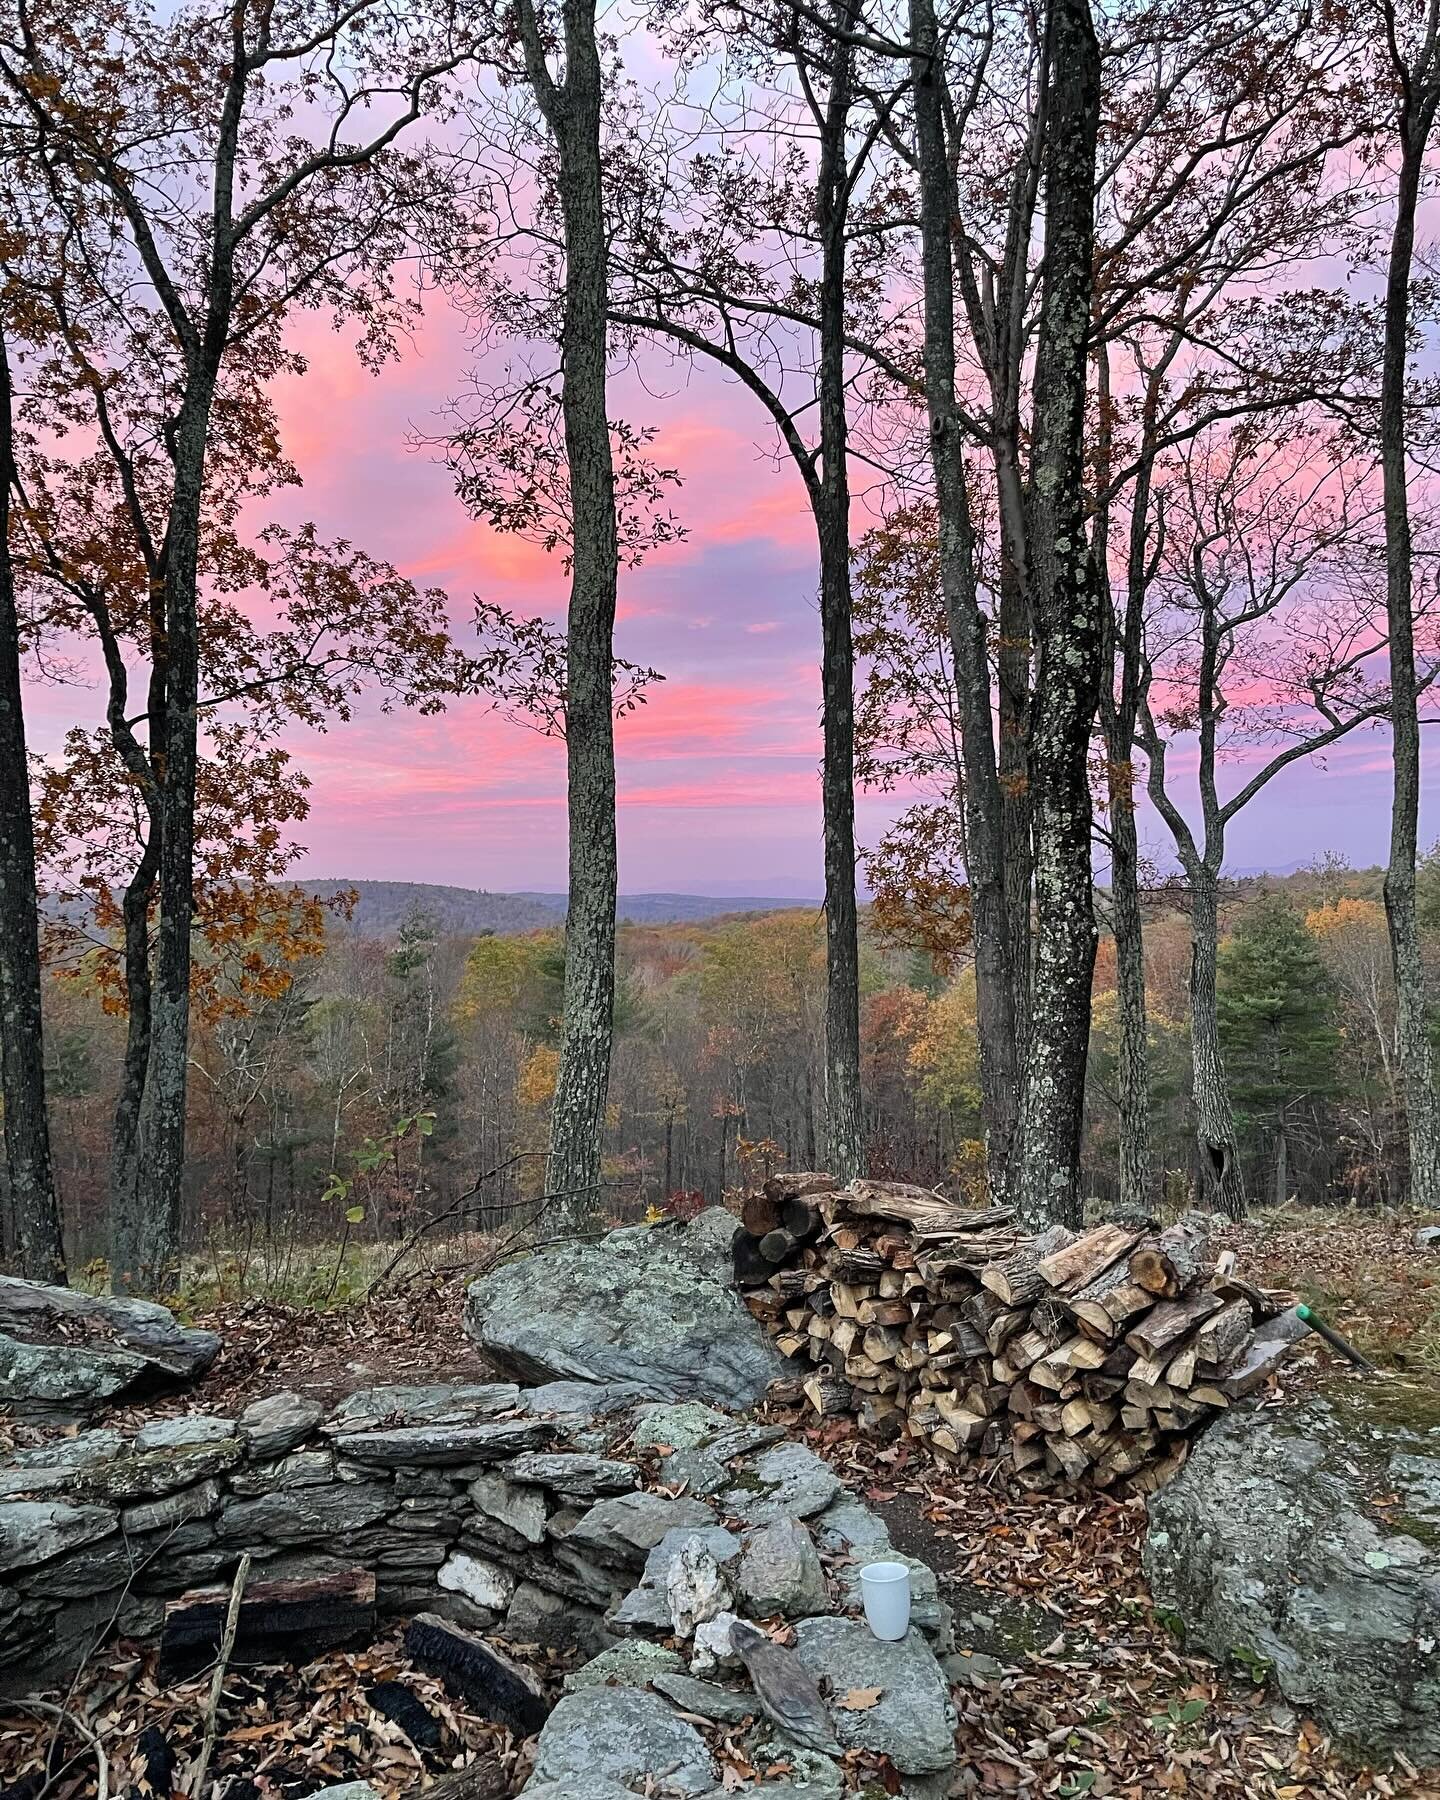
[734,1176,1305,1495]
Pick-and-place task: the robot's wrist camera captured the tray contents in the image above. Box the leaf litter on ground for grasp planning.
[2,1211,1437,1797]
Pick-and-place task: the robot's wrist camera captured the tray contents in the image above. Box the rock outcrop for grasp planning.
[1144,1381,1440,1764]
[0,1278,220,1420]
[463,1211,785,1408]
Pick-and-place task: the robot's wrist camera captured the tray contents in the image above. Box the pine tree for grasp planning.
[1217,897,1340,1204]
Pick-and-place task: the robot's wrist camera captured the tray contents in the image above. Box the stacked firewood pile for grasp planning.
[736,1173,1307,1494]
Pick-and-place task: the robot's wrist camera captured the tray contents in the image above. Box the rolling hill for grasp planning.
[304,880,818,938]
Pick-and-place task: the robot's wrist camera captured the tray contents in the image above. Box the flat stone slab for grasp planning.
[334,1419,552,1466]
[134,1415,236,1451]
[791,1616,958,1775]
[813,1497,891,1553]
[524,1784,649,1800]
[565,1493,713,1568]
[437,1551,516,1613]
[0,1278,220,1378]
[527,1687,717,1795]
[0,1433,124,1499]
[71,1437,244,1502]
[324,1384,522,1433]
[467,1472,548,1547]
[563,1641,687,1692]
[720,1443,840,1525]
[505,1454,638,1498]
[652,1669,758,1725]
[0,1501,117,1573]
[0,1336,151,1417]
[216,1482,394,1544]
[240,1391,325,1457]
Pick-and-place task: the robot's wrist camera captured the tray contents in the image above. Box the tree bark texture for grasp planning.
[815,0,863,1182]
[115,58,241,1291]
[0,328,65,1283]
[994,435,1034,1059]
[1379,99,1440,1212]
[911,0,1020,1201]
[1017,0,1103,1228]
[520,0,620,1221]
[121,378,216,1293]
[1187,870,1246,1219]
[1098,417,1155,1213]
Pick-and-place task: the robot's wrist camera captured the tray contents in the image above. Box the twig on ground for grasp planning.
[16,1702,109,1800]
[188,1551,251,1800]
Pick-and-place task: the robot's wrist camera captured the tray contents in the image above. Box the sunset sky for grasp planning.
[28,302,1435,897]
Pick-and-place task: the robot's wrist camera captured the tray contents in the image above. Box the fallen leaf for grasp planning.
[836,1687,885,1710]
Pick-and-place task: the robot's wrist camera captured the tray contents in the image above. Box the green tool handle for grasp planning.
[1297,1303,1376,1373]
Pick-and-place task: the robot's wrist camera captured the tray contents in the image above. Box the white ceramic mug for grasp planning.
[858,1560,912,1640]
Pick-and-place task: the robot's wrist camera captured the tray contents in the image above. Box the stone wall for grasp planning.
[0,1379,640,1686]
[0,1379,962,1796]
[0,1211,971,1794]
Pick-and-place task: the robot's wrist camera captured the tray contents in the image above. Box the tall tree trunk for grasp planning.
[120,380,215,1294]
[1107,790,1150,1208]
[1188,869,1246,1219]
[1017,0,1103,1228]
[0,327,65,1284]
[818,515,862,1180]
[521,0,620,1224]
[109,844,158,1271]
[815,0,863,1182]
[1379,112,1440,1212]
[994,440,1033,1059]
[911,0,1020,1201]
[1098,416,1155,1213]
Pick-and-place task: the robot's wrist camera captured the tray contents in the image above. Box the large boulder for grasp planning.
[0,1279,220,1421]
[1144,1383,1440,1764]
[464,1217,785,1408]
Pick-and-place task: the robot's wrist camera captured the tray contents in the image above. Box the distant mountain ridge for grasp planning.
[305,879,818,938]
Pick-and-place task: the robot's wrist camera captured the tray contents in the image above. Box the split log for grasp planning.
[765,1171,839,1205]
[734,1233,774,1287]
[802,1373,853,1417]
[980,1225,1078,1306]
[399,1763,511,1800]
[984,1309,1028,1355]
[159,1569,375,1680]
[1211,1273,1288,1320]
[857,1297,912,1327]
[1036,1222,1144,1295]
[1124,1289,1225,1361]
[1220,1306,1310,1398]
[405,1613,548,1733]
[742,1191,784,1236]
[831,1249,885,1282]
[1194,1299,1254,1369]
[760,1228,799,1264]
[1130,1219,1211,1297]
[781,1196,823,1239]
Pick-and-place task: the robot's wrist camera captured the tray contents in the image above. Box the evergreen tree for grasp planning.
[1217,897,1340,1203]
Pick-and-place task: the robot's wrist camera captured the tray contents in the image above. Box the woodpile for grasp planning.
[736,1175,1305,1494]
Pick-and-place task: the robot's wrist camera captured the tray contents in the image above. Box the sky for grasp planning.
[25,299,1436,897]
